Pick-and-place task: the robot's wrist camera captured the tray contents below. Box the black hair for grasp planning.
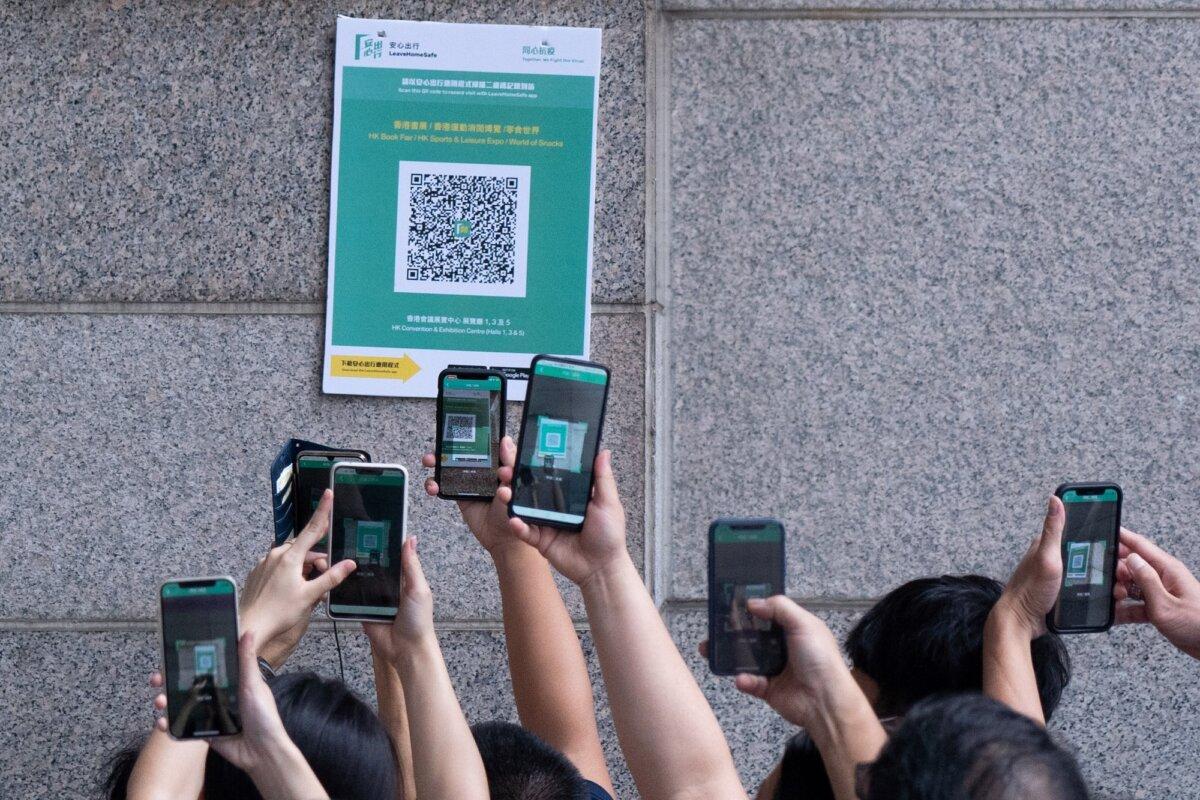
[844,575,1071,718]
[471,720,589,800]
[102,671,396,800]
[863,693,1089,800]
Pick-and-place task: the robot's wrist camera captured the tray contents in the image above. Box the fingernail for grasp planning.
[1048,495,1059,513]
[746,597,764,608]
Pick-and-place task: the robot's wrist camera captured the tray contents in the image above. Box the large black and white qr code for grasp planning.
[395,161,531,298]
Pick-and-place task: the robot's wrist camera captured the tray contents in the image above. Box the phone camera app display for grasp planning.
[160,580,240,738]
[439,374,503,497]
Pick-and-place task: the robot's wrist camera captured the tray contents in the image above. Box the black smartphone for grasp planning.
[327,462,408,622]
[158,576,241,739]
[708,518,787,676]
[1048,482,1122,634]
[509,355,611,531]
[435,369,506,500]
[293,449,371,539]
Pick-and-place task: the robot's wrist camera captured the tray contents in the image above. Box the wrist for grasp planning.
[489,540,542,570]
[804,673,885,761]
[577,551,638,595]
[989,597,1038,641]
[245,737,324,800]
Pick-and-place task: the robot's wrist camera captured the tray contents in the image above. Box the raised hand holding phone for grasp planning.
[423,435,520,556]
[434,368,506,500]
[707,518,787,676]
[507,448,629,587]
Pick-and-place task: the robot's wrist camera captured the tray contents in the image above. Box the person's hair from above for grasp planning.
[844,574,1071,718]
[472,720,590,800]
[102,671,396,800]
[862,693,1089,800]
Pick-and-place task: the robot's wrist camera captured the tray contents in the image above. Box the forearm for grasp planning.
[395,636,490,800]
[126,728,207,800]
[493,544,613,790]
[581,556,746,800]
[373,650,418,800]
[244,739,330,800]
[982,608,1045,725]
[802,687,887,800]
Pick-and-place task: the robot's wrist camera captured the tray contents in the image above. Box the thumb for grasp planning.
[591,449,620,506]
[1037,495,1065,556]
[746,595,807,634]
[1127,553,1172,611]
[401,537,429,596]
[305,558,357,602]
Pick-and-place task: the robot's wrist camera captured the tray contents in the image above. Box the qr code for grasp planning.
[395,161,530,298]
[445,413,477,442]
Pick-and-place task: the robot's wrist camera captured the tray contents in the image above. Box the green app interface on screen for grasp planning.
[160,579,240,738]
[1053,488,1119,630]
[329,469,406,619]
[439,374,503,496]
[710,522,786,674]
[511,360,608,525]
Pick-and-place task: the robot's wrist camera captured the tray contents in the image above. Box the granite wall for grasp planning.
[2,0,1198,797]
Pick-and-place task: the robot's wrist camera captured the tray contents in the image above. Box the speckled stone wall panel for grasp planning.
[0,312,644,620]
[667,18,1200,600]
[1,628,633,800]
[0,0,644,303]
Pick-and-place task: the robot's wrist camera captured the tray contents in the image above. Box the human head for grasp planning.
[861,693,1089,800]
[472,720,589,800]
[103,671,396,800]
[844,575,1071,718]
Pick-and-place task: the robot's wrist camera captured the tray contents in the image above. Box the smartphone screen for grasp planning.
[159,578,241,739]
[1050,485,1121,632]
[708,519,787,675]
[294,451,368,543]
[328,465,407,620]
[510,357,610,529]
[436,371,504,498]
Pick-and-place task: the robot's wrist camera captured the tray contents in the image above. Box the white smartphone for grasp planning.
[326,462,408,622]
[158,576,241,739]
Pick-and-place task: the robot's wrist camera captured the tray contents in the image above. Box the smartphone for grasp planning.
[1048,482,1122,633]
[707,518,787,676]
[327,462,408,622]
[508,355,611,531]
[158,576,241,739]
[435,369,506,499]
[293,449,370,538]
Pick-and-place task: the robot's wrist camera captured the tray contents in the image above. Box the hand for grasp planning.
[423,436,526,559]
[203,632,292,770]
[993,496,1064,639]
[240,490,357,668]
[730,596,855,729]
[1115,528,1200,659]
[364,537,434,661]
[507,449,629,587]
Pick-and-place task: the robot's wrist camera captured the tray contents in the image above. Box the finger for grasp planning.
[499,435,517,469]
[425,477,440,498]
[401,537,430,596]
[590,449,620,506]
[1120,528,1181,576]
[1116,559,1133,585]
[1126,552,1172,610]
[304,558,358,602]
[150,671,164,688]
[1114,582,1129,602]
[697,640,709,659]
[745,595,808,632]
[1119,542,1132,560]
[302,550,328,567]
[154,693,167,710]
[508,515,542,550]
[422,452,436,468]
[1115,600,1149,626]
[293,490,333,553]
[495,484,512,505]
[734,673,770,699]
[497,464,514,487]
[155,717,167,732]
[1037,496,1065,555]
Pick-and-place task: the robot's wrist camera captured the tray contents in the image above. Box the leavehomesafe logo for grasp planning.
[354,31,430,60]
[354,32,384,60]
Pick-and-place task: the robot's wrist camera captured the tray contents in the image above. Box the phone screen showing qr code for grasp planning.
[394,160,531,298]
